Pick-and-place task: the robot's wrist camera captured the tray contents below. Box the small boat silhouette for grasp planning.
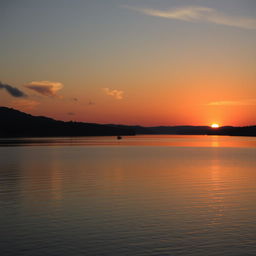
[117,136,122,140]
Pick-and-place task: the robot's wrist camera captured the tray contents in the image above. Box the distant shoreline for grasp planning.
[1,107,256,138]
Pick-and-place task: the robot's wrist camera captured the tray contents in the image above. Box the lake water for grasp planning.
[0,135,256,256]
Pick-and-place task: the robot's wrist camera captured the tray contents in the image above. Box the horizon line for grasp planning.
[1,106,255,128]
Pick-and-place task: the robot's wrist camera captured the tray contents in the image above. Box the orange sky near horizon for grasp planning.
[0,1,255,126]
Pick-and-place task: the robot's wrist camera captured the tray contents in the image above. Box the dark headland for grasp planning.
[0,107,134,137]
[0,107,255,137]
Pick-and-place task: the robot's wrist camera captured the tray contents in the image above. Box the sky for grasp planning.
[1,0,256,126]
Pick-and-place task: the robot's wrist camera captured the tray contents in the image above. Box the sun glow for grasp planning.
[211,123,220,128]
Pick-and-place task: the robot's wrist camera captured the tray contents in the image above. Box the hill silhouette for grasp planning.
[106,125,256,137]
[1,107,255,137]
[0,107,135,137]
[143,125,256,136]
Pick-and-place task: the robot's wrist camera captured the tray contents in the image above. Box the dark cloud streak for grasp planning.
[0,81,27,97]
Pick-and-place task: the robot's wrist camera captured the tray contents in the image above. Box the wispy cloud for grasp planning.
[0,81,27,97]
[125,5,256,29]
[103,88,124,100]
[24,81,63,97]
[208,99,256,106]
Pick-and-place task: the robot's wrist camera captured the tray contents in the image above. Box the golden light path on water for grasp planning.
[0,135,255,148]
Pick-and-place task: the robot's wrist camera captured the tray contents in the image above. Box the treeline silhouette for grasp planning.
[0,107,255,137]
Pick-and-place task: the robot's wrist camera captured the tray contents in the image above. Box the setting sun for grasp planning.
[211,123,220,128]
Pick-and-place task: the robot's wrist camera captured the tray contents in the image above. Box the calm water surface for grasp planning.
[0,135,256,256]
